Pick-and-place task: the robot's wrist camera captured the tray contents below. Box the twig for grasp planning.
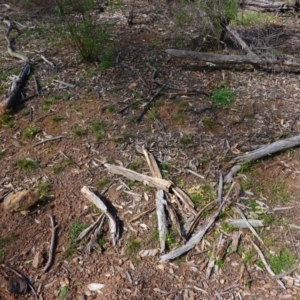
[44,215,58,273]
[53,79,75,88]
[217,172,223,203]
[4,266,38,300]
[41,55,55,68]
[129,207,155,223]
[250,239,285,289]
[235,207,264,245]
[33,135,66,147]
[59,150,80,168]
[185,201,216,239]
[274,267,297,279]
[186,169,205,179]
[135,81,169,123]
[32,75,41,96]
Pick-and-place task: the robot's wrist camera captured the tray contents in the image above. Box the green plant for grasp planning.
[107,104,115,113]
[270,181,290,203]
[128,161,142,171]
[36,181,51,198]
[0,150,5,159]
[148,109,157,121]
[0,114,13,128]
[97,236,106,248]
[202,117,214,129]
[96,178,110,190]
[23,126,40,138]
[211,87,235,106]
[268,248,295,274]
[90,121,104,141]
[16,158,38,171]
[59,286,68,299]
[51,115,64,122]
[256,260,264,269]
[125,239,141,256]
[179,135,192,146]
[72,125,87,138]
[69,220,88,245]
[243,249,256,264]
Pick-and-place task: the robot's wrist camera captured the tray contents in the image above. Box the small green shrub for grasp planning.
[23,126,40,138]
[268,248,295,274]
[69,220,88,245]
[51,115,64,122]
[0,114,13,128]
[16,158,38,171]
[211,87,235,106]
[90,121,104,141]
[96,177,110,190]
[125,239,141,255]
[36,181,51,197]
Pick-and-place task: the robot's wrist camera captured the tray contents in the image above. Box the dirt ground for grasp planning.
[1,1,300,299]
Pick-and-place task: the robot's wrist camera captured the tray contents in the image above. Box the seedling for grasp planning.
[96,177,110,190]
[125,239,141,256]
[51,115,64,122]
[179,135,192,146]
[58,286,68,299]
[90,121,104,141]
[16,158,38,171]
[202,117,214,129]
[72,125,87,138]
[211,87,235,106]
[0,150,5,159]
[0,114,13,128]
[268,248,295,274]
[23,126,40,138]
[107,104,115,113]
[36,181,51,198]
[128,161,142,171]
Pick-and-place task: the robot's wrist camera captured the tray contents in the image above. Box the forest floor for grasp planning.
[1,1,300,299]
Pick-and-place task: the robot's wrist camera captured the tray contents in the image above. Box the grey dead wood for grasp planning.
[104,163,172,191]
[81,186,119,246]
[33,135,66,147]
[225,135,300,182]
[159,198,228,262]
[1,18,30,113]
[141,145,162,178]
[43,215,58,273]
[225,26,258,57]
[165,49,300,69]
[251,239,286,289]
[227,219,263,228]
[242,0,298,12]
[156,190,168,253]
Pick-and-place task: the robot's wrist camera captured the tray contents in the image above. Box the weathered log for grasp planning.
[165,49,300,69]
[241,0,297,12]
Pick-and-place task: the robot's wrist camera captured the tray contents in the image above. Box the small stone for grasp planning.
[32,251,44,269]
[3,190,39,213]
[157,264,165,271]
[220,279,225,284]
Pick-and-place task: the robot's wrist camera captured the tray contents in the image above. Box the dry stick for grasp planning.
[217,172,223,203]
[225,135,300,182]
[32,75,40,96]
[250,239,285,289]
[41,55,55,68]
[44,215,58,273]
[59,150,80,168]
[185,201,216,239]
[5,266,38,300]
[129,207,155,223]
[33,135,66,147]
[186,168,205,179]
[235,207,264,245]
[135,81,169,123]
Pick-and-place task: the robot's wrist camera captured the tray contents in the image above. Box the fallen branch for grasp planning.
[104,163,172,191]
[81,186,119,246]
[250,239,285,289]
[1,18,30,113]
[165,49,300,69]
[33,135,66,147]
[43,215,58,273]
[225,135,300,182]
[156,190,168,253]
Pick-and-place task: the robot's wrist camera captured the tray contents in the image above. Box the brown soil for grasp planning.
[1,2,300,300]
